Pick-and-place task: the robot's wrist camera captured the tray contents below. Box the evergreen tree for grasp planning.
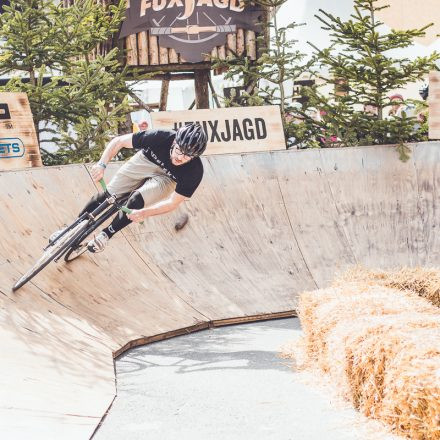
[212,0,312,143]
[0,0,151,165]
[299,0,439,160]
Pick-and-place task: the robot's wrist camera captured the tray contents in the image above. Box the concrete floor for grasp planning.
[94,318,402,440]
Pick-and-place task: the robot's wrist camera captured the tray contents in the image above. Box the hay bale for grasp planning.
[334,266,440,307]
[297,282,440,439]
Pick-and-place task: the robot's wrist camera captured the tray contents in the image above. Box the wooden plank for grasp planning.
[149,34,159,65]
[0,92,41,169]
[245,30,256,59]
[126,34,138,66]
[217,45,226,60]
[137,31,149,65]
[429,71,440,139]
[151,105,286,154]
[159,79,170,111]
[210,46,218,61]
[159,46,169,65]
[237,28,245,56]
[226,33,237,56]
[168,48,178,63]
[211,311,297,327]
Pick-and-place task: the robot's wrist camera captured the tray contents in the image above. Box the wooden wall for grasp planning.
[123,28,258,67]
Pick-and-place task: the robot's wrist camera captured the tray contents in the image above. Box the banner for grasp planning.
[151,105,286,154]
[120,0,264,62]
[0,93,42,170]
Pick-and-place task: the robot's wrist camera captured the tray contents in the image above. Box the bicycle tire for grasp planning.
[64,242,88,262]
[12,220,89,291]
[64,202,122,262]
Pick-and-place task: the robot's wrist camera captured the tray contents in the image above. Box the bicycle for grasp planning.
[12,179,132,292]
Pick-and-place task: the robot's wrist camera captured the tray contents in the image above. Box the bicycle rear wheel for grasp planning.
[12,220,89,291]
[64,242,88,262]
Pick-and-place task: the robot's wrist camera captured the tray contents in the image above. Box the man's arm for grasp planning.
[90,133,133,182]
[127,191,187,223]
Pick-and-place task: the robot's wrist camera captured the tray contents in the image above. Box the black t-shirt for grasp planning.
[132,129,204,198]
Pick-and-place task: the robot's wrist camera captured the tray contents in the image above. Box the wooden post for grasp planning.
[159,79,170,111]
[137,32,149,66]
[194,70,210,109]
[429,71,440,139]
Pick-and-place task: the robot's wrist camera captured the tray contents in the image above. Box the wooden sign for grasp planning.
[119,0,263,63]
[0,93,42,170]
[151,105,286,155]
[429,71,440,140]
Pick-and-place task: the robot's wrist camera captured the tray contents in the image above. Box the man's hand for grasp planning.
[91,163,105,183]
[127,209,148,223]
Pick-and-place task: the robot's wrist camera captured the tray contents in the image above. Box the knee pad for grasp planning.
[126,191,145,210]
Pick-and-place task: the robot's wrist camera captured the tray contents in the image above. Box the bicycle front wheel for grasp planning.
[12,220,89,291]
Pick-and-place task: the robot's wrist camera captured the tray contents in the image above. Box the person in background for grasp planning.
[363,103,378,116]
[138,119,149,131]
[133,119,149,133]
[388,94,415,118]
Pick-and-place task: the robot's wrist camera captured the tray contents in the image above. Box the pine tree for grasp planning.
[0,0,151,165]
[300,0,439,160]
[212,0,312,143]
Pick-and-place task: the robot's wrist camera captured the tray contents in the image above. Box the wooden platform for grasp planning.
[1,143,440,438]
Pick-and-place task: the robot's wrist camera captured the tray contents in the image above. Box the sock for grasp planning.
[102,191,144,239]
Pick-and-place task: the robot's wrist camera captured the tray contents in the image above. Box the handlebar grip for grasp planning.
[121,206,132,215]
[99,178,107,192]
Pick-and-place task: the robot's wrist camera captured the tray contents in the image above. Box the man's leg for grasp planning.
[102,191,144,238]
[78,192,107,217]
[78,151,149,218]
[86,190,144,253]
[87,158,176,253]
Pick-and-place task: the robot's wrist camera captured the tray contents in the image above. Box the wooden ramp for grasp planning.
[1,143,439,438]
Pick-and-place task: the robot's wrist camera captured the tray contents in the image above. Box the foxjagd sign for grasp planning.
[151,105,286,154]
[119,0,263,62]
[0,93,42,170]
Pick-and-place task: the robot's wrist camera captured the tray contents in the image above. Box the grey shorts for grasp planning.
[107,151,176,206]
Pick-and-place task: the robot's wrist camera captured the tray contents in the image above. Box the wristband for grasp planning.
[97,161,107,169]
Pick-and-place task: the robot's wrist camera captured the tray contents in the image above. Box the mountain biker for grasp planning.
[55,123,208,253]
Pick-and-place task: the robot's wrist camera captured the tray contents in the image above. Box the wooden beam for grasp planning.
[159,79,170,111]
[159,46,169,65]
[237,28,245,56]
[227,33,237,56]
[169,48,179,64]
[149,73,195,81]
[126,34,138,66]
[194,69,210,109]
[245,30,256,60]
[137,32,149,66]
[149,35,159,65]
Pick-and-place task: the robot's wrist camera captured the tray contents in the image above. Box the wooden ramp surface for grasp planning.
[1,143,439,438]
